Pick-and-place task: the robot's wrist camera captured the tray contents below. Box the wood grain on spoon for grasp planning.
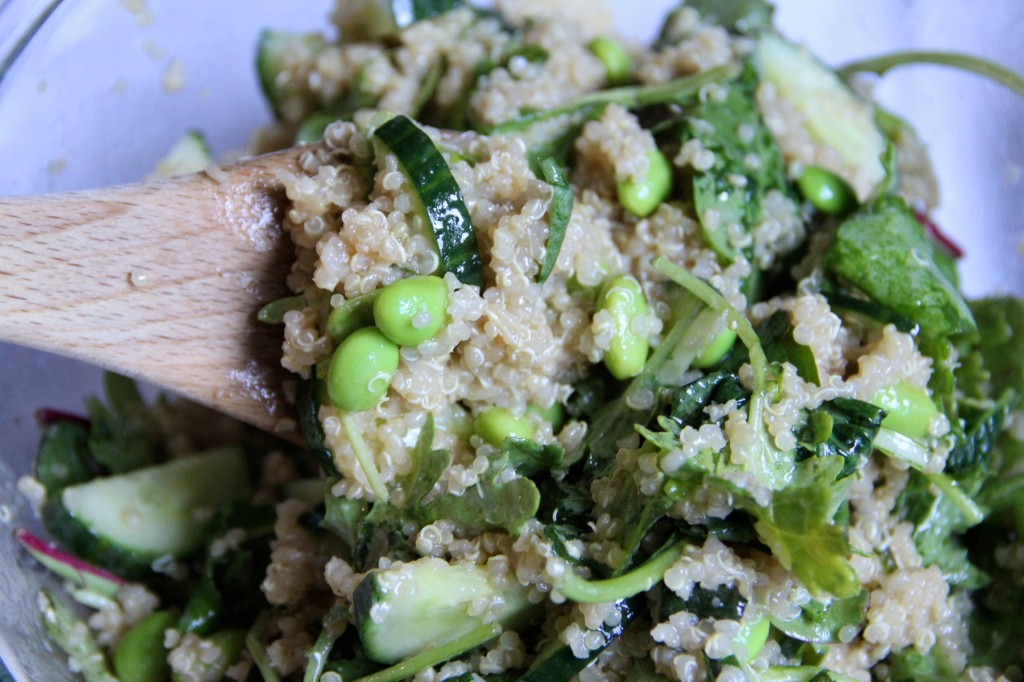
[0,148,308,438]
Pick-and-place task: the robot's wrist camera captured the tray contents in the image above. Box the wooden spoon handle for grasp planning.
[0,149,305,436]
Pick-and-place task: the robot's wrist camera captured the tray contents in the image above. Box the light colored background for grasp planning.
[0,1,1021,679]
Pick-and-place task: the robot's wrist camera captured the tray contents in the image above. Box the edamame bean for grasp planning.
[475,407,535,446]
[597,275,650,379]
[797,165,858,215]
[871,381,938,441]
[692,327,737,369]
[733,617,770,663]
[617,148,673,218]
[374,275,449,346]
[256,295,305,324]
[327,291,378,343]
[527,402,566,432]
[588,36,631,86]
[113,609,176,682]
[327,327,400,412]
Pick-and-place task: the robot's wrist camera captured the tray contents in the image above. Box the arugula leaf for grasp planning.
[797,398,884,480]
[537,157,573,283]
[683,65,790,262]
[400,415,452,508]
[84,373,161,473]
[770,590,868,644]
[822,196,976,339]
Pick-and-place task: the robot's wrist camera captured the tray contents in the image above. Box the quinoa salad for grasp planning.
[15,1,1024,681]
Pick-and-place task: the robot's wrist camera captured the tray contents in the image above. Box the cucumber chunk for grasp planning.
[256,30,326,120]
[151,130,212,178]
[336,0,464,41]
[353,557,537,664]
[45,447,252,574]
[756,33,886,199]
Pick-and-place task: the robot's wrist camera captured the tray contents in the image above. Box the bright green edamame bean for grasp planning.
[597,275,650,379]
[527,402,566,432]
[374,275,449,346]
[113,610,177,682]
[327,327,400,412]
[475,407,535,446]
[871,381,938,441]
[256,295,305,324]
[797,165,858,215]
[327,291,378,343]
[588,36,632,86]
[733,617,770,663]
[692,327,737,369]
[617,149,673,218]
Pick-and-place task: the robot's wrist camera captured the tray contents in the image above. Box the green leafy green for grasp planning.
[84,373,161,473]
[35,420,94,494]
[502,438,564,477]
[797,398,884,480]
[537,157,573,283]
[683,65,790,261]
[754,457,860,598]
[822,196,976,339]
[399,415,452,508]
[770,590,868,643]
[963,297,1024,399]
[886,646,958,682]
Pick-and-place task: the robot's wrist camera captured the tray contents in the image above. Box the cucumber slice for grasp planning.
[44,447,252,576]
[756,33,886,199]
[353,557,537,664]
[256,30,326,120]
[151,130,212,178]
[374,115,483,286]
[336,0,464,41]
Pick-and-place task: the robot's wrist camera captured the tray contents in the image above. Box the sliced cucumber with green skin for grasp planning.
[256,30,326,120]
[353,556,537,664]
[374,115,483,287]
[336,0,465,41]
[15,528,124,598]
[756,33,886,199]
[44,447,252,576]
[152,130,212,178]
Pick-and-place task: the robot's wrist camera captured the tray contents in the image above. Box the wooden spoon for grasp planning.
[0,148,309,439]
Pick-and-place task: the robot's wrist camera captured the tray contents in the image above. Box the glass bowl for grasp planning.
[0,1,1021,680]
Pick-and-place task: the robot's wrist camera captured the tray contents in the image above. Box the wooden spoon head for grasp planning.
[0,146,315,441]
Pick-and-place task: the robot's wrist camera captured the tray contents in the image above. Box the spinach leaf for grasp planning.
[797,398,884,480]
[770,590,868,644]
[667,370,745,428]
[537,157,573,283]
[822,196,976,339]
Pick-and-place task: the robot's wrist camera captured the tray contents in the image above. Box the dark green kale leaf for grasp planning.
[797,398,885,480]
[822,196,976,340]
[659,584,747,621]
